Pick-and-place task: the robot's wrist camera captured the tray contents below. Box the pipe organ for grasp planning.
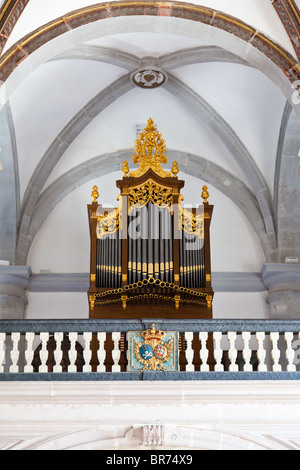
[88,118,214,318]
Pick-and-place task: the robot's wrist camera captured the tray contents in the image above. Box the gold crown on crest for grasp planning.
[141,323,166,342]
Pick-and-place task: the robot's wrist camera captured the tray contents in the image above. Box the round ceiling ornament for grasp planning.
[131,69,167,88]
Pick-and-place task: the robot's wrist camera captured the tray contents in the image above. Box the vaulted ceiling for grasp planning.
[0,0,299,273]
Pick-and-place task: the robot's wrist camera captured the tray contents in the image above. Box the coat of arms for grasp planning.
[127,324,179,371]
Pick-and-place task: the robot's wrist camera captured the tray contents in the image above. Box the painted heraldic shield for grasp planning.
[127,324,179,371]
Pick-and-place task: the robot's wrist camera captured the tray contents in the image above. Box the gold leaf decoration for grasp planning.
[129,118,171,178]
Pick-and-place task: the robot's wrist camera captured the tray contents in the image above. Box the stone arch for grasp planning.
[276,108,300,263]
[0,1,299,110]
[8,423,282,450]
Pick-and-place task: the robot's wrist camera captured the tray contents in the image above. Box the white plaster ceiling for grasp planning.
[8,30,286,198]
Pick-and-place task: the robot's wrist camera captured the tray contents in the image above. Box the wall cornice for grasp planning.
[1,380,300,450]
[28,271,265,293]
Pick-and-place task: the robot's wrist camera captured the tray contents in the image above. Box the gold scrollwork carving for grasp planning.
[128,179,173,208]
[129,118,171,178]
[179,203,204,239]
[97,208,120,239]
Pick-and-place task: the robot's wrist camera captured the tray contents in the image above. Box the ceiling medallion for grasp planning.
[131,69,167,89]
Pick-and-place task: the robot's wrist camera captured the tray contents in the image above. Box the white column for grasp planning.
[213,332,224,372]
[10,332,20,373]
[83,332,92,373]
[199,332,209,371]
[242,332,253,372]
[285,332,296,372]
[256,332,267,372]
[228,332,238,372]
[39,333,49,373]
[184,332,194,371]
[54,332,63,373]
[270,332,282,372]
[68,332,78,373]
[97,332,106,372]
[0,332,6,373]
[112,332,121,372]
[24,332,35,373]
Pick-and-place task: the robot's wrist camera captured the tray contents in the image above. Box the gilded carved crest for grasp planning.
[132,324,176,371]
[97,208,120,239]
[128,180,173,208]
[129,118,172,178]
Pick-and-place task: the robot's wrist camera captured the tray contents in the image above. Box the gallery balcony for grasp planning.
[1,318,300,381]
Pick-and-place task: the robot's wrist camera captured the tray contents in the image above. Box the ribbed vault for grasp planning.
[15,44,279,264]
[0,0,298,286]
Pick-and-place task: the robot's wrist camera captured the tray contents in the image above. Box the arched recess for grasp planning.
[0,1,299,108]
[165,73,275,241]
[275,108,300,262]
[0,101,19,264]
[10,424,277,450]
[20,149,272,266]
[16,72,134,265]
[16,48,277,263]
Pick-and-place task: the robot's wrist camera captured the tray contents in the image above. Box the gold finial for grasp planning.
[206,294,213,309]
[174,294,180,310]
[122,160,129,177]
[91,185,99,203]
[89,294,96,310]
[121,295,128,310]
[201,185,209,204]
[129,118,171,178]
[171,161,179,177]
[151,323,156,333]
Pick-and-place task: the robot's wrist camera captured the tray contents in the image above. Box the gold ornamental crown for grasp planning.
[129,118,172,178]
[141,323,166,342]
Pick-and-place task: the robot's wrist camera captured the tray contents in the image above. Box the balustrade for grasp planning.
[0,319,300,379]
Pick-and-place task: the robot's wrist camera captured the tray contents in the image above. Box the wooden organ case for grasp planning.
[87,119,214,319]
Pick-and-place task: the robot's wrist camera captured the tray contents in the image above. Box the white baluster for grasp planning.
[0,333,6,373]
[97,332,106,372]
[285,332,296,372]
[270,332,282,372]
[256,332,267,372]
[112,332,121,372]
[185,332,194,371]
[199,332,209,371]
[24,332,35,373]
[83,332,92,372]
[228,332,238,371]
[54,332,63,373]
[68,332,78,373]
[39,332,49,373]
[213,332,224,371]
[10,332,20,373]
[242,332,252,371]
